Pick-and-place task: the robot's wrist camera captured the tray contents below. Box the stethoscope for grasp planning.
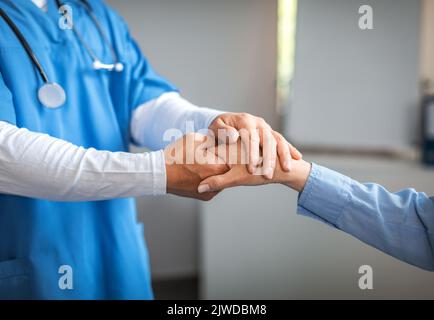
[0,0,124,109]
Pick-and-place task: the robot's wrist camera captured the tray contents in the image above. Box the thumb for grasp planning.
[212,119,239,144]
[198,170,239,193]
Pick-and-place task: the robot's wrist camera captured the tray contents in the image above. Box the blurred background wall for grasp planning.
[287,0,421,150]
[106,0,434,299]
[421,0,434,94]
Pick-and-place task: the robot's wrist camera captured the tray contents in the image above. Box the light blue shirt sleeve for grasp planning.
[298,163,434,271]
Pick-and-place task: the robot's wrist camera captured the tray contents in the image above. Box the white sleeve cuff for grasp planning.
[193,107,226,133]
[146,149,167,196]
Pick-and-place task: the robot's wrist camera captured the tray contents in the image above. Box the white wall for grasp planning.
[287,0,421,150]
[106,0,278,279]
[421,0,434,93]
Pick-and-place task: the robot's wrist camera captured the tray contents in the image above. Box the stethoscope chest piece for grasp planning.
[38,82,66,109]
[1,1,122,110]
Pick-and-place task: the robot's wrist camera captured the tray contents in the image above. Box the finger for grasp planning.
[261,129,277,179]
[247,129,260,174]
[290,145,303,160]
[198,169,239,193]
[278,142,292,172]
[212,119,239,144]
[237,129,249,167]
[273,132,292,171]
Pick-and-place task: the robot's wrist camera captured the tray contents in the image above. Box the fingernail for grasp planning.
[198,184,211,194]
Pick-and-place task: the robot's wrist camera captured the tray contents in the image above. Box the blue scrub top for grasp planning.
[0,0,176,299]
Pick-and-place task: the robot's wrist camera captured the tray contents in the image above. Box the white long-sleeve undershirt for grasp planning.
[0,121,166,201]
[131,92,224,150]
[31,0,48,12]
[0,93,224,201]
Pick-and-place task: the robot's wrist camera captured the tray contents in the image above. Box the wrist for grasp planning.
[282,160,312,192]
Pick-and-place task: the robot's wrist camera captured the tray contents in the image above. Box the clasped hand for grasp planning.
[164,113,311,201]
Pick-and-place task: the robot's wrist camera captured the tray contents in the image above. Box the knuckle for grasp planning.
[258,117,267,126]
[259,120,271,130]
[236,113,248,123]
[274,132,285,142]
[240,118,251,128]
[273,131,282,138]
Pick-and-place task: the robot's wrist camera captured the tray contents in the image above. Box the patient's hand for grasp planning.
[197,140,312,194]
[209,113,303,179]
[164,133,229,201]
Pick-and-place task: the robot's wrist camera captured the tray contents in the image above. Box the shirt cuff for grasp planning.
[148,150,167,195]
[297,163,353,226]
[194,108,226,131]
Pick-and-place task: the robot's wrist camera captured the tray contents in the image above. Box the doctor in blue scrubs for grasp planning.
[0,0,301,299]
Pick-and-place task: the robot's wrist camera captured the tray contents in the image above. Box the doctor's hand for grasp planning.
[197,140,311,194]
[209,113,302,180]
[164,133,229,201]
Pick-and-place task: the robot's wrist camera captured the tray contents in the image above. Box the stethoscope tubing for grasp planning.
[0,7,49,83]
[56,0,121,67]
[0,0,123,108]
[0,0,122,84]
